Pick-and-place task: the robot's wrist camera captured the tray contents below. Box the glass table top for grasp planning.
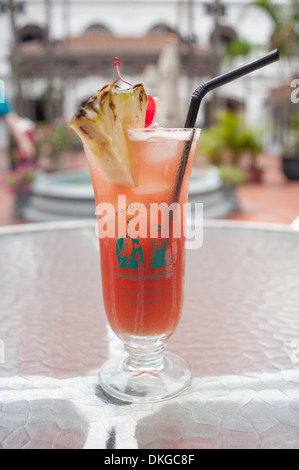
[0,220,299,449]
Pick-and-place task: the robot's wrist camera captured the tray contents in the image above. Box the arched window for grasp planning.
[148,24,178,36]
[18,24,46,43]
[84,24,112,35]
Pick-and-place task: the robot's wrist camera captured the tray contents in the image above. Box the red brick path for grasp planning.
[228,155,299,225]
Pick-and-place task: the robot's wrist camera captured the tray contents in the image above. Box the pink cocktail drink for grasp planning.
[71,73,201,402]
[90,129,199,345]
[87,128,200,402]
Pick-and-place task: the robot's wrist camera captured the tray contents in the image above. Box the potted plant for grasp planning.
[199,110,263,182]
[218,164,246,188]
[35,121,81,171]
[282,114,299,181]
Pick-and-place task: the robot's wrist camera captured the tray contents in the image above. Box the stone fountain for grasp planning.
[23,167,238,222]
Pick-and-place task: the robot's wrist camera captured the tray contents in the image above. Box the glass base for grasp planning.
[98,350,192,404]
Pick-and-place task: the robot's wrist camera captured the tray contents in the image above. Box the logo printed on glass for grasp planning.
[112,210,180,308]
[115,223,177,280]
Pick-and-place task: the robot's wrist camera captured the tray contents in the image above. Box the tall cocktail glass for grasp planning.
[87,127,200,403]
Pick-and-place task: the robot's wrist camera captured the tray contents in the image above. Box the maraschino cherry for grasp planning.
[114,57,156,127]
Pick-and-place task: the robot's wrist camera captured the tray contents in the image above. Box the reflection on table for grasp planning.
[0,220,299,449]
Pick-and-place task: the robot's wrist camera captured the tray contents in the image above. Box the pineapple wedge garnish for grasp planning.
[70,81,148,186]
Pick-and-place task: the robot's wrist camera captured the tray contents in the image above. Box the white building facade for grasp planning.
[0,0,293,138]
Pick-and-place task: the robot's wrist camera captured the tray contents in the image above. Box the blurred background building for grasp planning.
[0,0,297,144]
[0,0,298,225]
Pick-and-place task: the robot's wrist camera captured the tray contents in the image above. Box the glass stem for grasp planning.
[125,345,165,372]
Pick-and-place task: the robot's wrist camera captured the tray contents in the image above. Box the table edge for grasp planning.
[0,217,297,236]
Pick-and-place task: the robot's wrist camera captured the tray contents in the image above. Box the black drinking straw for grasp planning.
[173,49,280,202]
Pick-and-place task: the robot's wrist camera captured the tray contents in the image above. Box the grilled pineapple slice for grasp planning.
[70,81,148,186]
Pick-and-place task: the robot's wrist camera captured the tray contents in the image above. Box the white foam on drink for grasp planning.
[127,128,194,143]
